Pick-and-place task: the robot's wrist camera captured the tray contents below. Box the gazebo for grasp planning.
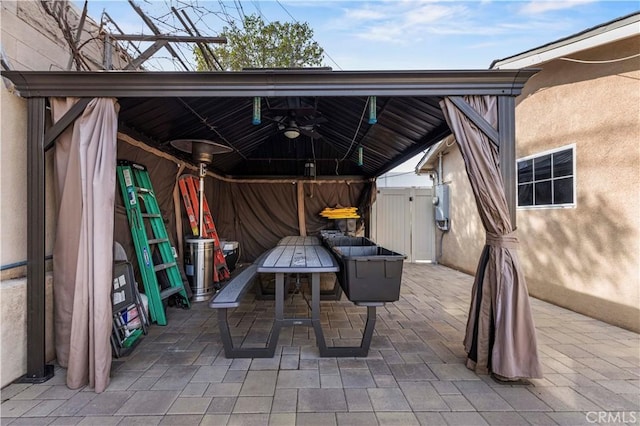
[2,68,542,391]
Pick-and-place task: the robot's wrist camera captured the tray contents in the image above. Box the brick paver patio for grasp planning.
[2,263,639,425]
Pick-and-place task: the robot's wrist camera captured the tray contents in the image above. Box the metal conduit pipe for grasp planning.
[435,152,448,264]
[1,255,53,272]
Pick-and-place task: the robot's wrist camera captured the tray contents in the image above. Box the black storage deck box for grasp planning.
[331,245,405,303]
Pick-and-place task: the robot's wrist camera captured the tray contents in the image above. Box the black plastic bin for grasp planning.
[323,236,377,248]
[331,245,405,303]
[319,230,344,238]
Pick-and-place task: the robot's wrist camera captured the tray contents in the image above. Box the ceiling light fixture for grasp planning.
[283,121,300,139]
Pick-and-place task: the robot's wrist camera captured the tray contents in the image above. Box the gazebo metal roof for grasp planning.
[4,68,536,178]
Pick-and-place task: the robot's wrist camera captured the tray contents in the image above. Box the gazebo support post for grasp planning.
[498,96,517,226]
[17,97,54,383]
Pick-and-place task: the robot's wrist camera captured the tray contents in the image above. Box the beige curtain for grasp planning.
[52,97,119,392]
[440,95,542,380]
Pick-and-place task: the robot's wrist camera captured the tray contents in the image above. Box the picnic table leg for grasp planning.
[319,274,343,301]
[311,272,378,357]
[217,307,280,358]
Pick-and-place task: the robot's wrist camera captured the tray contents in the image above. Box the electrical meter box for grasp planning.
[435,184,450,222]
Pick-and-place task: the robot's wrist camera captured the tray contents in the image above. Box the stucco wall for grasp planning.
[437,146,484,274]
[514,36,640,332]
[1,1,67,270]
[0,275,55,387]
[437,35,640,332]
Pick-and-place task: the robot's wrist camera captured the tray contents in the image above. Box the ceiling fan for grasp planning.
[264,97,327,140]
[272,111,327,140]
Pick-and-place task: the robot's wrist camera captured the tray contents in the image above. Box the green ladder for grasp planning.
[116,160,190,326]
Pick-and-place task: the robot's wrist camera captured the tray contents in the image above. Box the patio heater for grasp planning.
[170,139,232,233]
[170,139,233,300]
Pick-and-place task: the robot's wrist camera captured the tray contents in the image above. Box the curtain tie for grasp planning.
[486,231,519,249]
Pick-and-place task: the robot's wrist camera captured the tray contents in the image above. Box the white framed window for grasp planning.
[517,144,575,208]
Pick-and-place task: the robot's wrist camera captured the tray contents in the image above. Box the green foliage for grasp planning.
[195,14,324,71]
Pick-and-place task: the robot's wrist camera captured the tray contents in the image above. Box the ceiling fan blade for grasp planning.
[263,115,285,124]
[300,128,323,139]
[298,115,328,126]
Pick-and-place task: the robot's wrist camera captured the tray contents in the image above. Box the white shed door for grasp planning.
[371,188,435,263]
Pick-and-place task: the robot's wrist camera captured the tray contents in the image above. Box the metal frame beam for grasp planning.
[66,0,88,71]
[498,96,517,226]
[124,40,168,70]
[17,98,54,383]
[448,96,500,148]
[127,0,189,71]
[44,98,91,150]
[446,95,518,224]
[2,69,539,98]
[110,34,226,43]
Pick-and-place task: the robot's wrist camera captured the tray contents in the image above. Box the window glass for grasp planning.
[554,177,573,204]
[553,149,573,177]
[517,146,574,208]
[534,155,551,180]
[518,159,533,183]
[535,181,552,205]
[518,183,533,206]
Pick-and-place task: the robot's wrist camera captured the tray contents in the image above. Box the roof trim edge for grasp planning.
[491,12,640,69]
[1,69,539,98]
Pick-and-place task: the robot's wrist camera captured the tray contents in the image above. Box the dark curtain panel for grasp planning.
[208,180,299,261]
[302,181,374,236]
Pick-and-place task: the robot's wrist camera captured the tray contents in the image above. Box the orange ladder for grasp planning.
[178,174,230,283]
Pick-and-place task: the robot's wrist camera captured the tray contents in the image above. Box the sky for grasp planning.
[78,0,638,174]
[81,0,639,72]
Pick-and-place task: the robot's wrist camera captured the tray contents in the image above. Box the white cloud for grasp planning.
[344,7,388,21]
[403,4,462,25]
[301,0,633,70]
[332,2,481,44]
[356,25,407,43]
[520,0,596,15]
